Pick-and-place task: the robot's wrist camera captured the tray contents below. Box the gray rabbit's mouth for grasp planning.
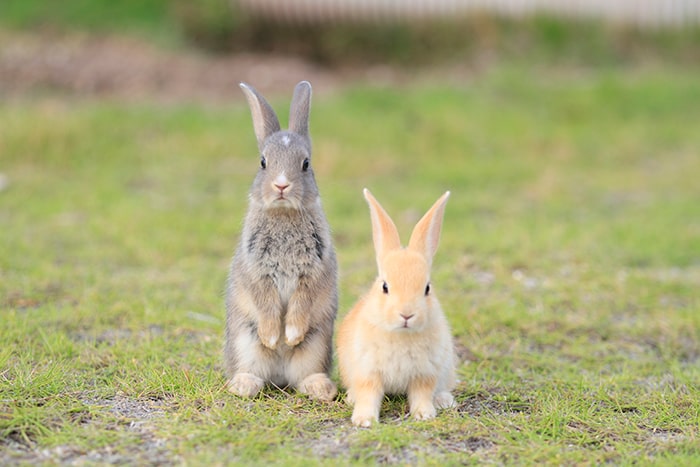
[268,196,296,209]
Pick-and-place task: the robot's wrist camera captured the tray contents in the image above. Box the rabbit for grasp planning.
[224,81,338,401]
[337,189,456,426]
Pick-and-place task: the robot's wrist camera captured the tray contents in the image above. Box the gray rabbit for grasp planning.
[224,81,338,401]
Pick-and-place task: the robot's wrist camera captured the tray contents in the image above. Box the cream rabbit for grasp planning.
[337,189,456,426]
[224,81,338,401]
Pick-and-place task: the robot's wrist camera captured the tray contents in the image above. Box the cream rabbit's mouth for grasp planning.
[400,313,415,329]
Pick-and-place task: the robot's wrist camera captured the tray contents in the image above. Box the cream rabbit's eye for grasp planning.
[425,283,431,296]
[382,281,389,294]
[260,157,267,169]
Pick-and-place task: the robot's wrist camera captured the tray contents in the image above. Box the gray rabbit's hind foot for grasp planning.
[297,372,338,401]
[227,373,265,398]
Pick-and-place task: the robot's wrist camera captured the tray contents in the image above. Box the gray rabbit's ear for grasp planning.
[240,82,281,150]
[288,81,312,139]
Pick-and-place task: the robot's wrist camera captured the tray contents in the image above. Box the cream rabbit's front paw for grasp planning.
[351,410,378,428]
[411,403,437,421]
[434,391,455,409]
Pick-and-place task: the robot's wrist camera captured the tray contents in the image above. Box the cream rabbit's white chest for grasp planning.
[355,329,444,395]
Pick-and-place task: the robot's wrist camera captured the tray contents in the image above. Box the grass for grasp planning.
[0,0,179,43]
[1,65,699,464]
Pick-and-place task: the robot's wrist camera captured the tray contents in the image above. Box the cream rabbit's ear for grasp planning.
[363,189,401,272]
[408,192,450,267]
[240,82,281,151]
[288,81,312,141]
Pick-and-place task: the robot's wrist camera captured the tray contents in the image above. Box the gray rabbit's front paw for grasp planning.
[284,307,310,347]
[257,318,281,349]
[284,323,306,347]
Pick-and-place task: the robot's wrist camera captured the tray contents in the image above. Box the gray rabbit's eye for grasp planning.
[382,281,389,294]
[260,157,267,169]
[302,158,310,171]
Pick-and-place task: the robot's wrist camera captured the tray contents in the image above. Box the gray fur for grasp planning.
[224,81,338,401]
[239,82,281,150]
[288,81,312,138]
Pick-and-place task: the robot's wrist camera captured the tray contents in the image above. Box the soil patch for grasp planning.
[0,31,413,104]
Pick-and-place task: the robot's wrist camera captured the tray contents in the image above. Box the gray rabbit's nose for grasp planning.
[272,173,290,193]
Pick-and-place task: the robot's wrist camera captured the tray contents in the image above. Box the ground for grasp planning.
[0,31,423,103]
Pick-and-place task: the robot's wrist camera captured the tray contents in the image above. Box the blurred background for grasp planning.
[1,4,699,464]
[1,0,699,102]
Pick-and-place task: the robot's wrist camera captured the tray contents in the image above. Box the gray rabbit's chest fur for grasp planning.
[242,209,327,300]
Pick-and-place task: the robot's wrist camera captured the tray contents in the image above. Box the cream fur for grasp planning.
[337,190,456,426]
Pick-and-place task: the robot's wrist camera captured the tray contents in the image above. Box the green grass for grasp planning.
[1,66,699,464]
[0,0,177,39]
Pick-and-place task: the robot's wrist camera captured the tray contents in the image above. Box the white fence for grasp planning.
[236,0,700,27]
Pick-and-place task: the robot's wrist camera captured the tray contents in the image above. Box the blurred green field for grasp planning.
[0,0,177,39]
[2,64,699,464]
